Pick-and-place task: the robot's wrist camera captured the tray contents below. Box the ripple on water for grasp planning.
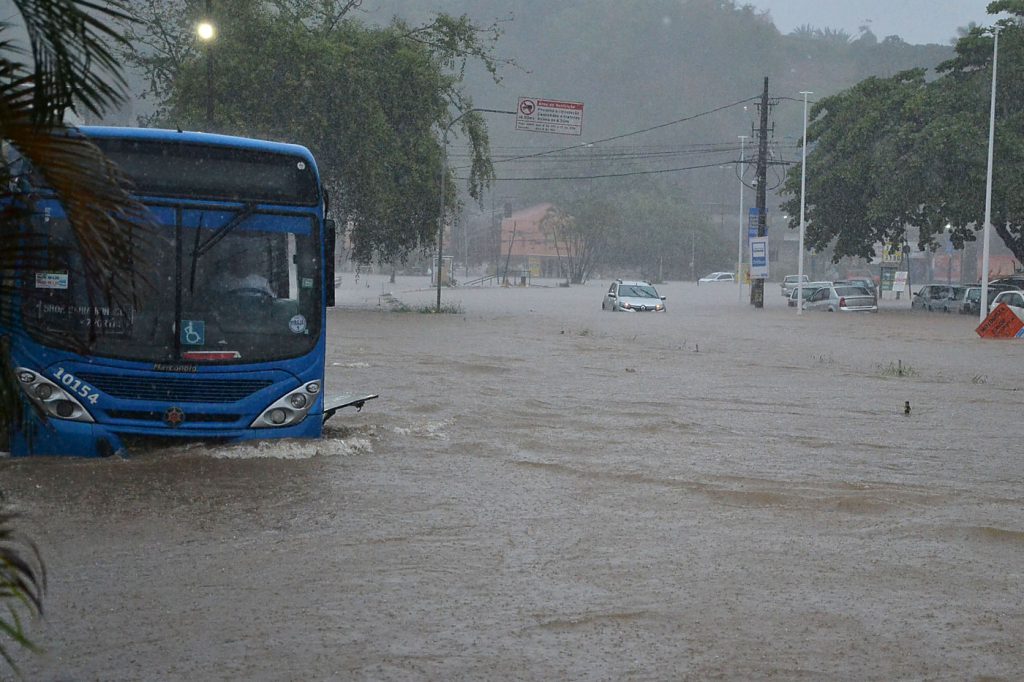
[209,436,374,460]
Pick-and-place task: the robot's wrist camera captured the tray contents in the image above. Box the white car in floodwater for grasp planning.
[698,272,735,284]
[602,280,666,312]
[781,274,809,297]
[988,289,1024,314]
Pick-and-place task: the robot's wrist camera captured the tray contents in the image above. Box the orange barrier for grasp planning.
[976,303,1024,338]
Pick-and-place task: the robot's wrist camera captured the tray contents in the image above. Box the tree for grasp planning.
[780,69,933,260]
[1,0,151,667]
[539,200,613,285]
[123,0,503,266]
[603,186,730,281]
[782,4,1024,265]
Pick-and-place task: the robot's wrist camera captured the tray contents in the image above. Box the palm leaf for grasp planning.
[13,0,135,124]
[0,510,45,669]
[0,74,155,339]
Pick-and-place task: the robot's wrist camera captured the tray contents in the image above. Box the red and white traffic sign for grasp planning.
[515,97,584,136]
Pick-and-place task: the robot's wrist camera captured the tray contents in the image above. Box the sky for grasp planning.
[750,0,996,45]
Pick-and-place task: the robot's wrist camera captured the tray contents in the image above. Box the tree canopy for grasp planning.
[124,0,503,265]
[781,2,1024,265]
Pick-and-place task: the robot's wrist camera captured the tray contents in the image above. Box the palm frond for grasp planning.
[13,0,135,123]
[0,72,155,318]
[0,510,45,668]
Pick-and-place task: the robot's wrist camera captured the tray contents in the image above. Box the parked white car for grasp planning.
[602,280,667,312]
[988,289,1024,314]
[698,272,735,284]
[781,274,809,297]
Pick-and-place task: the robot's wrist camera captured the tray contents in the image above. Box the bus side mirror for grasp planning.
[325,218,336,307]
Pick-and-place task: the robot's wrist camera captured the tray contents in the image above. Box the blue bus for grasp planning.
[4,126,373,456]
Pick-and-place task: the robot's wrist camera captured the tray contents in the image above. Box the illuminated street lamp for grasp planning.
[945,223,954,283]
[196,20,215,41]
[196,5,216,130]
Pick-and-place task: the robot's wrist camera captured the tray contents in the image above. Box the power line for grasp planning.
[455,160,739,182]
[450,142,803,164]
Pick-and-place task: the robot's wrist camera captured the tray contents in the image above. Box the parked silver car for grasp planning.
[956,286,981,314]
[602,280,666,312]
[804,285,878,312]
[787,281,832,307]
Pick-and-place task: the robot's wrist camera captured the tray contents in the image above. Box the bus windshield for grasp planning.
[21,204,322,364]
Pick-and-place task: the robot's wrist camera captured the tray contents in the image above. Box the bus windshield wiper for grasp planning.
[188,203,256,294]
[195,202,257,258]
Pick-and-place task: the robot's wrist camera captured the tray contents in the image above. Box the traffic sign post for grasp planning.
[516,97,584,136]
[750,236,769,279]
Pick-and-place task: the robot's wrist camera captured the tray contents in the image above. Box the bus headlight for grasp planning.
[15,367,95,423]
[251,381,321,429]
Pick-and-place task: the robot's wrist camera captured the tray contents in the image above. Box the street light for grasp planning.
[980,26,1000,322]
[196,20,215,41]
[797,90,812,316]
[737,135,747,301]
[945,223,954,283]
[196,2,215,131]
[437,107,516,312]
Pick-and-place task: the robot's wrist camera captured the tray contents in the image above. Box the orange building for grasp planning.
[498,203,565,278]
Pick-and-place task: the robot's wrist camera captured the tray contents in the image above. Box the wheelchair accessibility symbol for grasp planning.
[181,320,205,346]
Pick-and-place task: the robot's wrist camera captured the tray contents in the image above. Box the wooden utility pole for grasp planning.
[751,76,770,308]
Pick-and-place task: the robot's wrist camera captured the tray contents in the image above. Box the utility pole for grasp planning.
[751,77,770,308]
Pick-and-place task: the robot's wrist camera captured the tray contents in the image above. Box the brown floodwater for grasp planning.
[2,274,1023,680]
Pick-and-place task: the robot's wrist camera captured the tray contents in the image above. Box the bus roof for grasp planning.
[78,126,317,166]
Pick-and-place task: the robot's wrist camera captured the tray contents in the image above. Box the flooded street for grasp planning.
[3,275,1024,680]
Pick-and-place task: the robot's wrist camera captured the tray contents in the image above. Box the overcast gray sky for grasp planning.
[751,0,996,45]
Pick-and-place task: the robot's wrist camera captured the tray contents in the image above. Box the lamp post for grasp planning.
[797,90,812,315]
[437,107,516,312]
[980,26,1000,322]
[196,2,215,131]
[945,224,953,283]
[737,135,747,301]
